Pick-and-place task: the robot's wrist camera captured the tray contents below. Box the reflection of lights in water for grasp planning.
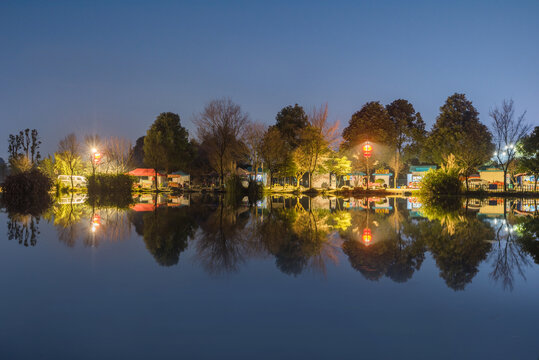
[91,214,101,233]
[362,228,372,246]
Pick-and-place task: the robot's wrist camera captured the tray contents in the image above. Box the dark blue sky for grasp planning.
[1,0,538,158]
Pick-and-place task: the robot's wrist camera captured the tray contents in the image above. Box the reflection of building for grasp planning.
[407,165,436,188]
[167,195,190,207]
[515,198,537,213]
[131,194,191,211]
[57,193,88,204]
[371,197,392,213]
[477,198,506,217]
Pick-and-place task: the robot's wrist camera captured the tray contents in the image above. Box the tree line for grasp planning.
[3,93,537,192]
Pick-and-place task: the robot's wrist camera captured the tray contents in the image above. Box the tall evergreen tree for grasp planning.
[275,104,308,149]
[144,112,191,190]
[386,99,426,188]
[424,93,494,189]
[342,101,395,150]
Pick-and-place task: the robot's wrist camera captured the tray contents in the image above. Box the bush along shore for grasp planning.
[87,174,135,208]
[1,169,53,215]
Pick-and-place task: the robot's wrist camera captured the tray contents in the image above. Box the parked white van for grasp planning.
[58,175,88,188]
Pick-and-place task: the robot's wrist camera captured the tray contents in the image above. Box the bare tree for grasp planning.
[106,136,133,174]
[243,122,266,181]
[195,98,249,186]
[490,99,530,191]
[58,133,81,189]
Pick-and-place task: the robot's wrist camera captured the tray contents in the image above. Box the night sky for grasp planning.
[1,0,538,158]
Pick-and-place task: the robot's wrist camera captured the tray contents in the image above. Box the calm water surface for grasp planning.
[1,194,538,360]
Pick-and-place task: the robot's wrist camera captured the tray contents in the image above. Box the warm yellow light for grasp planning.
[91,148,98,153]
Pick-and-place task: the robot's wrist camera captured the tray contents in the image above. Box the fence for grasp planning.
[468,183,538,192]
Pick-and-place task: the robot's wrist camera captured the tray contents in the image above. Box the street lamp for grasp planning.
[362,142,372,190]
[91,147,102,176]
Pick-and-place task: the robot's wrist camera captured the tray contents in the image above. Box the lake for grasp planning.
[1,194,538,359]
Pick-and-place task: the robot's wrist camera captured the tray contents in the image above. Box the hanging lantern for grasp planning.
[362,228,372,245]
[363,143,372,158]
[93,151,102,165]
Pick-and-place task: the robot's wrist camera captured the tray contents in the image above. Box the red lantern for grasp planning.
[363,143,372,158]
[362,228,372,245]
[93,151,102,165]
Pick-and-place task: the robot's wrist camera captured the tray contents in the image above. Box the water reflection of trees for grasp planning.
[2,193,50,247]
[340,198,426,283]
[7,214,41,247]
[194,201,252,274]
[418,197,494,290]
[258,197,343,277]
[50,195,132,247]
[129,206,197,266]
[4,191,538,291]
[515,215,539,264]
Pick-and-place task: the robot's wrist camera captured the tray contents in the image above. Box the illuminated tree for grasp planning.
[325,151,352,188]
[57,133,82,188]
[260,127,289,188]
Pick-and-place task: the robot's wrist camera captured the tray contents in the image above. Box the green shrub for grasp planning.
[419,160,463,196]
[1,169,53,215]
[87,174,134,208]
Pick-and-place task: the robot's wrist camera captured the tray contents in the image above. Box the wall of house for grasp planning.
[479,171,505,183]
[311,173,332,189]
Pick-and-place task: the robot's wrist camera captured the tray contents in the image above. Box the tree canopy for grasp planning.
[518,126,539,190]
[423,94,493,187]
[275,104,308,149]
[342,101,394,149]
[144,112,191,188]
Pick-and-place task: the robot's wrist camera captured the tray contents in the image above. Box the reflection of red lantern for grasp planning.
[363,143,372,158]
[91,214,101,233]
[362,228,372,245]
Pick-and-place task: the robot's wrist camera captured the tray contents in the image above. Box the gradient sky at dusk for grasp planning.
[1,0,538,158]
